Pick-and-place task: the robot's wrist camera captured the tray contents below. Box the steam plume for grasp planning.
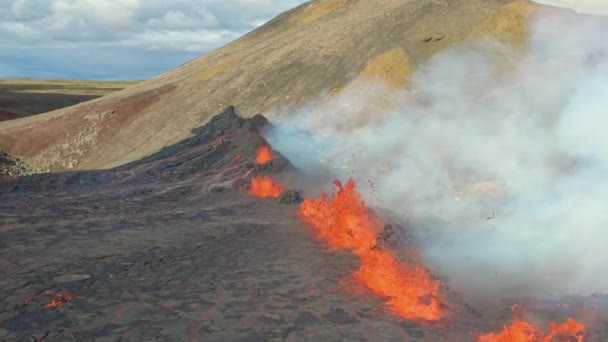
[266,8,608,301]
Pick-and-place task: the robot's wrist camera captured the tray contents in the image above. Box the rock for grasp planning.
[279,190,303,205]
[263,313,283,322]
[200,320,221,332]
[294,311,323,327]
[0,150,38,178]
[321,308,359,325]
[0,328,10,337]
[52,274,91,283]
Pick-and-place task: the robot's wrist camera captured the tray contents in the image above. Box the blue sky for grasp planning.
[0,0,605,81]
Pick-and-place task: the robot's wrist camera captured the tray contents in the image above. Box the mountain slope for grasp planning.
[0,0,544,171]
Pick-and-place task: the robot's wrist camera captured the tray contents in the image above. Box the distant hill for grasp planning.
[0,79,139,122]
[0,0,558,171]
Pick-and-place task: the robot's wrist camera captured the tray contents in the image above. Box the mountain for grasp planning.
[0,0,542,172]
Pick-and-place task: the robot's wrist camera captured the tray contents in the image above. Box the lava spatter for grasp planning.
[546,318,587,342]
[298,179,378,252]
[249,176,285,198]
[478,317,587,341]
[248,145,285,197]
[255,145,273,165]
[298,178,444,321]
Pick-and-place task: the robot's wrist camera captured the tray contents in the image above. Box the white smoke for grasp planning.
[266,8,608,301]
[534,0,608,16]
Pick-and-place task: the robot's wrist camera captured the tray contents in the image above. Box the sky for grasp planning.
[0,0,606,80]
[0,0,306,80]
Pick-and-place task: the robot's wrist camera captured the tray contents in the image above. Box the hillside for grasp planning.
[0,0,545,171]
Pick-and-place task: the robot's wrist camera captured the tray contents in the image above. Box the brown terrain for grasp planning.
[0,79,138,123]
[1,0,606,341]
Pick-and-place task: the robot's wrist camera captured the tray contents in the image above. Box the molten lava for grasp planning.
[255,145,273,165]
[249,176,285,197]
[299,178,444,321]
[478,319,543,342]
[478,317,587,342]
[356,249,442,320]
[546,318,587,341]
[41,293,73,309]
[299,180,378,252]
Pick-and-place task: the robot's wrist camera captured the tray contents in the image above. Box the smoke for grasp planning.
[534,0,608,16]
[266,8,608,301]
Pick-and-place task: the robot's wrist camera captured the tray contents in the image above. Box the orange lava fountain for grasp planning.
[299,178,444,321]
[249,176,285,198]
[255,145,273,165]
[478,317,587,341]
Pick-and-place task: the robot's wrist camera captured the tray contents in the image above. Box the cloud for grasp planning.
[0,0,305,49]
[0,0,306,79]
[52,0,141,28]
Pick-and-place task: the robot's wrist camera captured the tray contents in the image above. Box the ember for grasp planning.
[41,293,73,309]
[249,176,285,198]
[299,178,444,321]
[255,145,273,165]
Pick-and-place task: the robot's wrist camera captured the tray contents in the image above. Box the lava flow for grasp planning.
[478,316,587,341]
[41,293,74,309]
[249,176,285,197]
[255,145,273,165]
[299,178,444,321]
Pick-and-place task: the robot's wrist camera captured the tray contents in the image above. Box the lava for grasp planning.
[298,178,444,321]
[356,249,442,320]
[255,145,273,165]
[546,318,587,341]
[248,144,284,197]
[477,317,587,341]
[299,179,378,253]
[249,176,285,198]
[41,293,73,309]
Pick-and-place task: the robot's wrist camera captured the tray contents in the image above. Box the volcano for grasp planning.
[1,0,608,340]
[0,0,544,172]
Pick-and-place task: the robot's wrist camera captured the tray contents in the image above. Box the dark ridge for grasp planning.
[0,106,292,194]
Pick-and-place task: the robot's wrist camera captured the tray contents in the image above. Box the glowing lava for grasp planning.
[546,318,587,341]
[299,178,444,321]
[255,145,273,165]
[478,317,587,342]
[41,293,73,309]
[249,176,285,197]
[356,249,442,320]
[299,180,378,252]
